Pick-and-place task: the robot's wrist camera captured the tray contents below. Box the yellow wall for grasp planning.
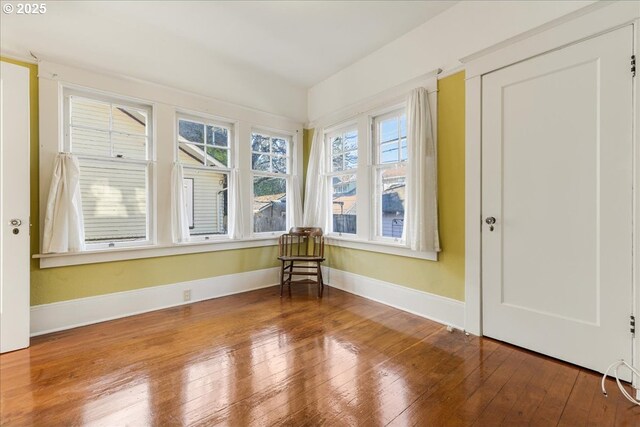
[1,57,279,306]
[31,247,279,303]
[304,72,466,301]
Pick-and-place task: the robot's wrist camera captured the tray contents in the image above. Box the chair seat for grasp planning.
[278,256,325,262]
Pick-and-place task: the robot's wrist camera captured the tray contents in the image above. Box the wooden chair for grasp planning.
[278,227,325,297]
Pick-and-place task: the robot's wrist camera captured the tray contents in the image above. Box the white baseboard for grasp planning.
[30,267,280,336]
[323,267,465,330]
[30,266,465,337]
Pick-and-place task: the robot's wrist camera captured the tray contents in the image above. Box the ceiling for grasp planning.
[0,1,456,88]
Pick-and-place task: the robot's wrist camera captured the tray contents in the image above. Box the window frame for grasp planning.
[250,129,293,237]
[371,107,408,244]
[325,122,359,237]
[62,87,155,251]
[175,112,235,242]
[320,99,438,261]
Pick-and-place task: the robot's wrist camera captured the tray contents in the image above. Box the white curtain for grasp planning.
[228,169,244,239]
[404,87,440,252]
[171,163,190,243]
[302,128,328,231]
[42,153,85,253]
[291,175,303,228]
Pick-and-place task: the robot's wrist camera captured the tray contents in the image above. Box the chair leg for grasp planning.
[316,261,323,298]
[280,260,285,297]
[319,263,324,297]
[288,261,293,296]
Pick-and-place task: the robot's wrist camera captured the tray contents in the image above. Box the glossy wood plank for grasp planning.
[1,285,639,426]
[557,370,599,427]
[386,339,517,427]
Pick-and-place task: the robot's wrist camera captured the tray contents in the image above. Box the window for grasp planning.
[64,91,153,248]
[41,64,311,268]
[177,115,232,238]
[316,89,439,262]
[327,126,358,235]
[374,110,407,240]
[251,131,290,233]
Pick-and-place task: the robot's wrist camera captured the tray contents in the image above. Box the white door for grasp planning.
[482,26,634,377]
[0,62,31,353]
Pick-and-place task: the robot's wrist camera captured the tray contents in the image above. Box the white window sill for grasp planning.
[34,237,279,269]
[325,236,438,261]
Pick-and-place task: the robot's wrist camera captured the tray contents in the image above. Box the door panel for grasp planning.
[482,26,633,376]
[0,62,31,353]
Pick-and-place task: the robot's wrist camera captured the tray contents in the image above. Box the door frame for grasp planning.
[463,1,640,385]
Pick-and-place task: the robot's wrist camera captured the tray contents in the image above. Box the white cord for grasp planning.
[601,359,640,406]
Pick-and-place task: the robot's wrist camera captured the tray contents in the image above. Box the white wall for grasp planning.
[307,0,597,122]
[0,2,308,123]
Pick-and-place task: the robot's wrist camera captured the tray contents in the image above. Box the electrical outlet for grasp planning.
[183,289,191,302]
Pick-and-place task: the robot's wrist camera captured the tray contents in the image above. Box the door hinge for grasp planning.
[632,55,636,77]
[631,315,636,335]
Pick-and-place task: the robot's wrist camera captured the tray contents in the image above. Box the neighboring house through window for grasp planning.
[177,115,232,239]
[327,125,357,235]
[373,109,407,240]
[64,90,153,248]
[251,131,291,234]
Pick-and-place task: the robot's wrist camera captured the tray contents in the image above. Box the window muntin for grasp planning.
[69,96,148,160]
[66,92,152,247]
[251,132,289,174]
[251,131,291,234]
[178,118,230,168]
[330,130,358,172]
[378,114,407,164]
[327,126,358,235]
[177,115,232,238]
[374,110,407,240]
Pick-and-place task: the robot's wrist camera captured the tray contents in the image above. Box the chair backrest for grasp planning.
[279,227,325,258]
[289,227,323,237]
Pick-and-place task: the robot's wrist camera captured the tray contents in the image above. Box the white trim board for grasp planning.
[30,267,280,336]
[323,267,465,330]
[463,1,638,79]
[326,237,438,261]
[36,237,280,269]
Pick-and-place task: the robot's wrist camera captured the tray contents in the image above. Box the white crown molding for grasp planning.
[0,50,38,64]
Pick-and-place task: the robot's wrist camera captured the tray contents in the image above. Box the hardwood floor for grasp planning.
[1,284,639,426]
